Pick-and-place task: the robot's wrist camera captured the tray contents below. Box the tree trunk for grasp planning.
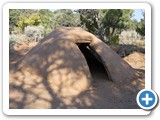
[93,17,104,42]
[111,27,116,36]
[98,25,104,41]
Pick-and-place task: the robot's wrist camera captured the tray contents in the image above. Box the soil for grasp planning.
[10,42,37,68]
[9,42,145,109]
[123,52,145,69]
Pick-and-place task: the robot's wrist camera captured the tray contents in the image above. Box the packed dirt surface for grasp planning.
[10,42,37,68]
[9,41,145,109]
[123,52,145,69]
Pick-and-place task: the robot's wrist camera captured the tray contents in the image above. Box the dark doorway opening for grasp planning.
[77,43,109,81]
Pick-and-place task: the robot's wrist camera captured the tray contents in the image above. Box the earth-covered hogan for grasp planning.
[9,9,145,109]
[9,27,145,109]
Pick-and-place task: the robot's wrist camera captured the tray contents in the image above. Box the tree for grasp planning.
[78,9,134,43]
[38,9,53,34]
[52,9,81,29]
[103,9,133,43]
[136,11,145,37]
[130,19,139,30]
[17,10,41,32]
[78,9,99,34]
[9,9,21,33]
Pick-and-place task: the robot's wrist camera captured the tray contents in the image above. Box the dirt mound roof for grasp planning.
[10,27,137,108]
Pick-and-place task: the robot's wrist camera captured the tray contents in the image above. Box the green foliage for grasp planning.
[52,9,81,29]
[9,9,145,46]
[104,10,124,29]
[17,12,41,32]
[132,11,145,37]
[103,9,133,42]
[26,13,41,26]
[136,19,145,37]
[9,9,21,33]
[78,9,99,34]
[38,9,53,34]
[78,9,134,43]
[130,19,139,30]
[109,35,119,44]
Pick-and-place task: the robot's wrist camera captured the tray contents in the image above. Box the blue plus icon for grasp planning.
[137,89,158,110]
[142,93,153,105]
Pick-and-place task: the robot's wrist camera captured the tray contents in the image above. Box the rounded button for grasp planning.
[136,89,158,110]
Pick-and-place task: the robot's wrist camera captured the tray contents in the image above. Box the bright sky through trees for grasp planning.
[132,9,144,22]
[49,9,144,22]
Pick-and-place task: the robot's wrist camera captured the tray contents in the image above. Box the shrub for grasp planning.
[24,25,44,42]
[9,36,17,53]
[11,27,22,34]
[109,35,119,44]
[9,34,28,43]
[119,30,143,45]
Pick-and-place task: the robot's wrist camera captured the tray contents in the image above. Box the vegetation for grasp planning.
[136,11,145,37]
[24,25,44,41]
[78,9,134,43]
[9,9,145,45]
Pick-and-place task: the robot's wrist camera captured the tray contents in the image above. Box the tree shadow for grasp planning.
[9,43,36,68]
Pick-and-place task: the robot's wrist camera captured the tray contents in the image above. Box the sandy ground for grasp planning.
[124,52,145,69]
[9,42,145,109]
